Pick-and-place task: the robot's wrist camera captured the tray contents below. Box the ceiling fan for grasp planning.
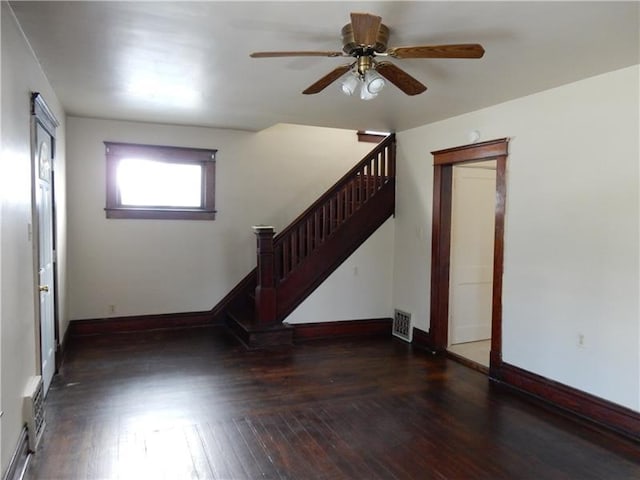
[250,12,485,98]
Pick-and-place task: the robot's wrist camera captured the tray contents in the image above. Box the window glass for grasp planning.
[104,142,217,220]
[117,159,202,207]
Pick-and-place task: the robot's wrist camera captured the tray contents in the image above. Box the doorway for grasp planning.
[447,160,497,368]
[32,93,59,394]
[428,139,508,375]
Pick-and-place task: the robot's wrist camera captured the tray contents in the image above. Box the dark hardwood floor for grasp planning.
[26,327,640,479]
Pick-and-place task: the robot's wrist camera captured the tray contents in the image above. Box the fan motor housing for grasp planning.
[341,23,389,54]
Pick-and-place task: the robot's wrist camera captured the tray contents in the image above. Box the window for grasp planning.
[104,142,217,220]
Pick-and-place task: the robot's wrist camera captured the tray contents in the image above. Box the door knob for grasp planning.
[39,285,49,292]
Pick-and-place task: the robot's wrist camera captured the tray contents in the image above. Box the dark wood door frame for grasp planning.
[429,138,509,375]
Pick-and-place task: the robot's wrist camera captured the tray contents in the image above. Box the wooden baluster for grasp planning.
[306,219,312,256]
[343,189,348,224]
[301,224,307,259]
[323,203,329,239]
[358,169,363,208]
[329,197,335,234]
[324,203,328,238]
[314,210,321,247]
[373,153,379,190]
[381,149,387,181]
[364,164,370,201]
[374,157,379,191]
[371,155,380,192]
[353,176,358,211]
[372,154,376,190]
[253,226,277,324]
[369,161,374,196]
[291,230,298,269]
[344,185,350,219]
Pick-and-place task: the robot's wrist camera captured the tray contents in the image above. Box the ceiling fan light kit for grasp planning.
[365,70,385,94]
[359,80,378,100]
[250,12,485,99]
[340,68,386,100]
[340,73,359,96]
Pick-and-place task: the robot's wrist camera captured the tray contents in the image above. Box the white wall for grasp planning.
[66,117,389,321]
[286,218,394,324]
[394,65,640,411]
[0,3,68,472]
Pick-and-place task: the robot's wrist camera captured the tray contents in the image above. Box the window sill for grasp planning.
[105,208,216,220]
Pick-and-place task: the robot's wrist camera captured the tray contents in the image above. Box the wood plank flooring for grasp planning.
[25,327,640,479]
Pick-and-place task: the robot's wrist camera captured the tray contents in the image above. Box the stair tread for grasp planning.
[227,311,291,333]
[227,299,290,334]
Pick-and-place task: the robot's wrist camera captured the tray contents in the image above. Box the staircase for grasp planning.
[214,134,396,348]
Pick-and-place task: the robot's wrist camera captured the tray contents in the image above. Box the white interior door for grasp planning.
[449,161,496,345]
[36,123,56,393]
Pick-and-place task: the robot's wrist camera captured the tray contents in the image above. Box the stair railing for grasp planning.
[254,134,396,324]
[275,134,395,280]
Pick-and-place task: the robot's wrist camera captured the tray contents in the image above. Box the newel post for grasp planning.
[252,225,277,324]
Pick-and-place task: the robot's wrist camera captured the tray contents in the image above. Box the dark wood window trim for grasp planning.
[429,138,509,376]
[357,131,388,143]
[104,142,217,220]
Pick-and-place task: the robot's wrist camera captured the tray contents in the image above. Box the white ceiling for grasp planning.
[9,1,639,132]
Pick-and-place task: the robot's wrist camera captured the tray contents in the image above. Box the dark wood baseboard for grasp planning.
[411,327,437,353]
[2,426,30,480]
[69,310,220,337]
[493,362,640,442]
[291,318,392,342]
[413,327,639,442]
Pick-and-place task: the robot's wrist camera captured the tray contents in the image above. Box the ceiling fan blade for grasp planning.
[350,12,382,46]
[250,51,345,58]
[375,62,427,95]
[303,65,352,95]
[388,44,485,59]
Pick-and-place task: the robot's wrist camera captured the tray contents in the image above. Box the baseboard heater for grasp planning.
[23,376,46,452]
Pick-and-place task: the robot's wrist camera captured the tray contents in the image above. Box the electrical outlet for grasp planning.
[108,305,116,315]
